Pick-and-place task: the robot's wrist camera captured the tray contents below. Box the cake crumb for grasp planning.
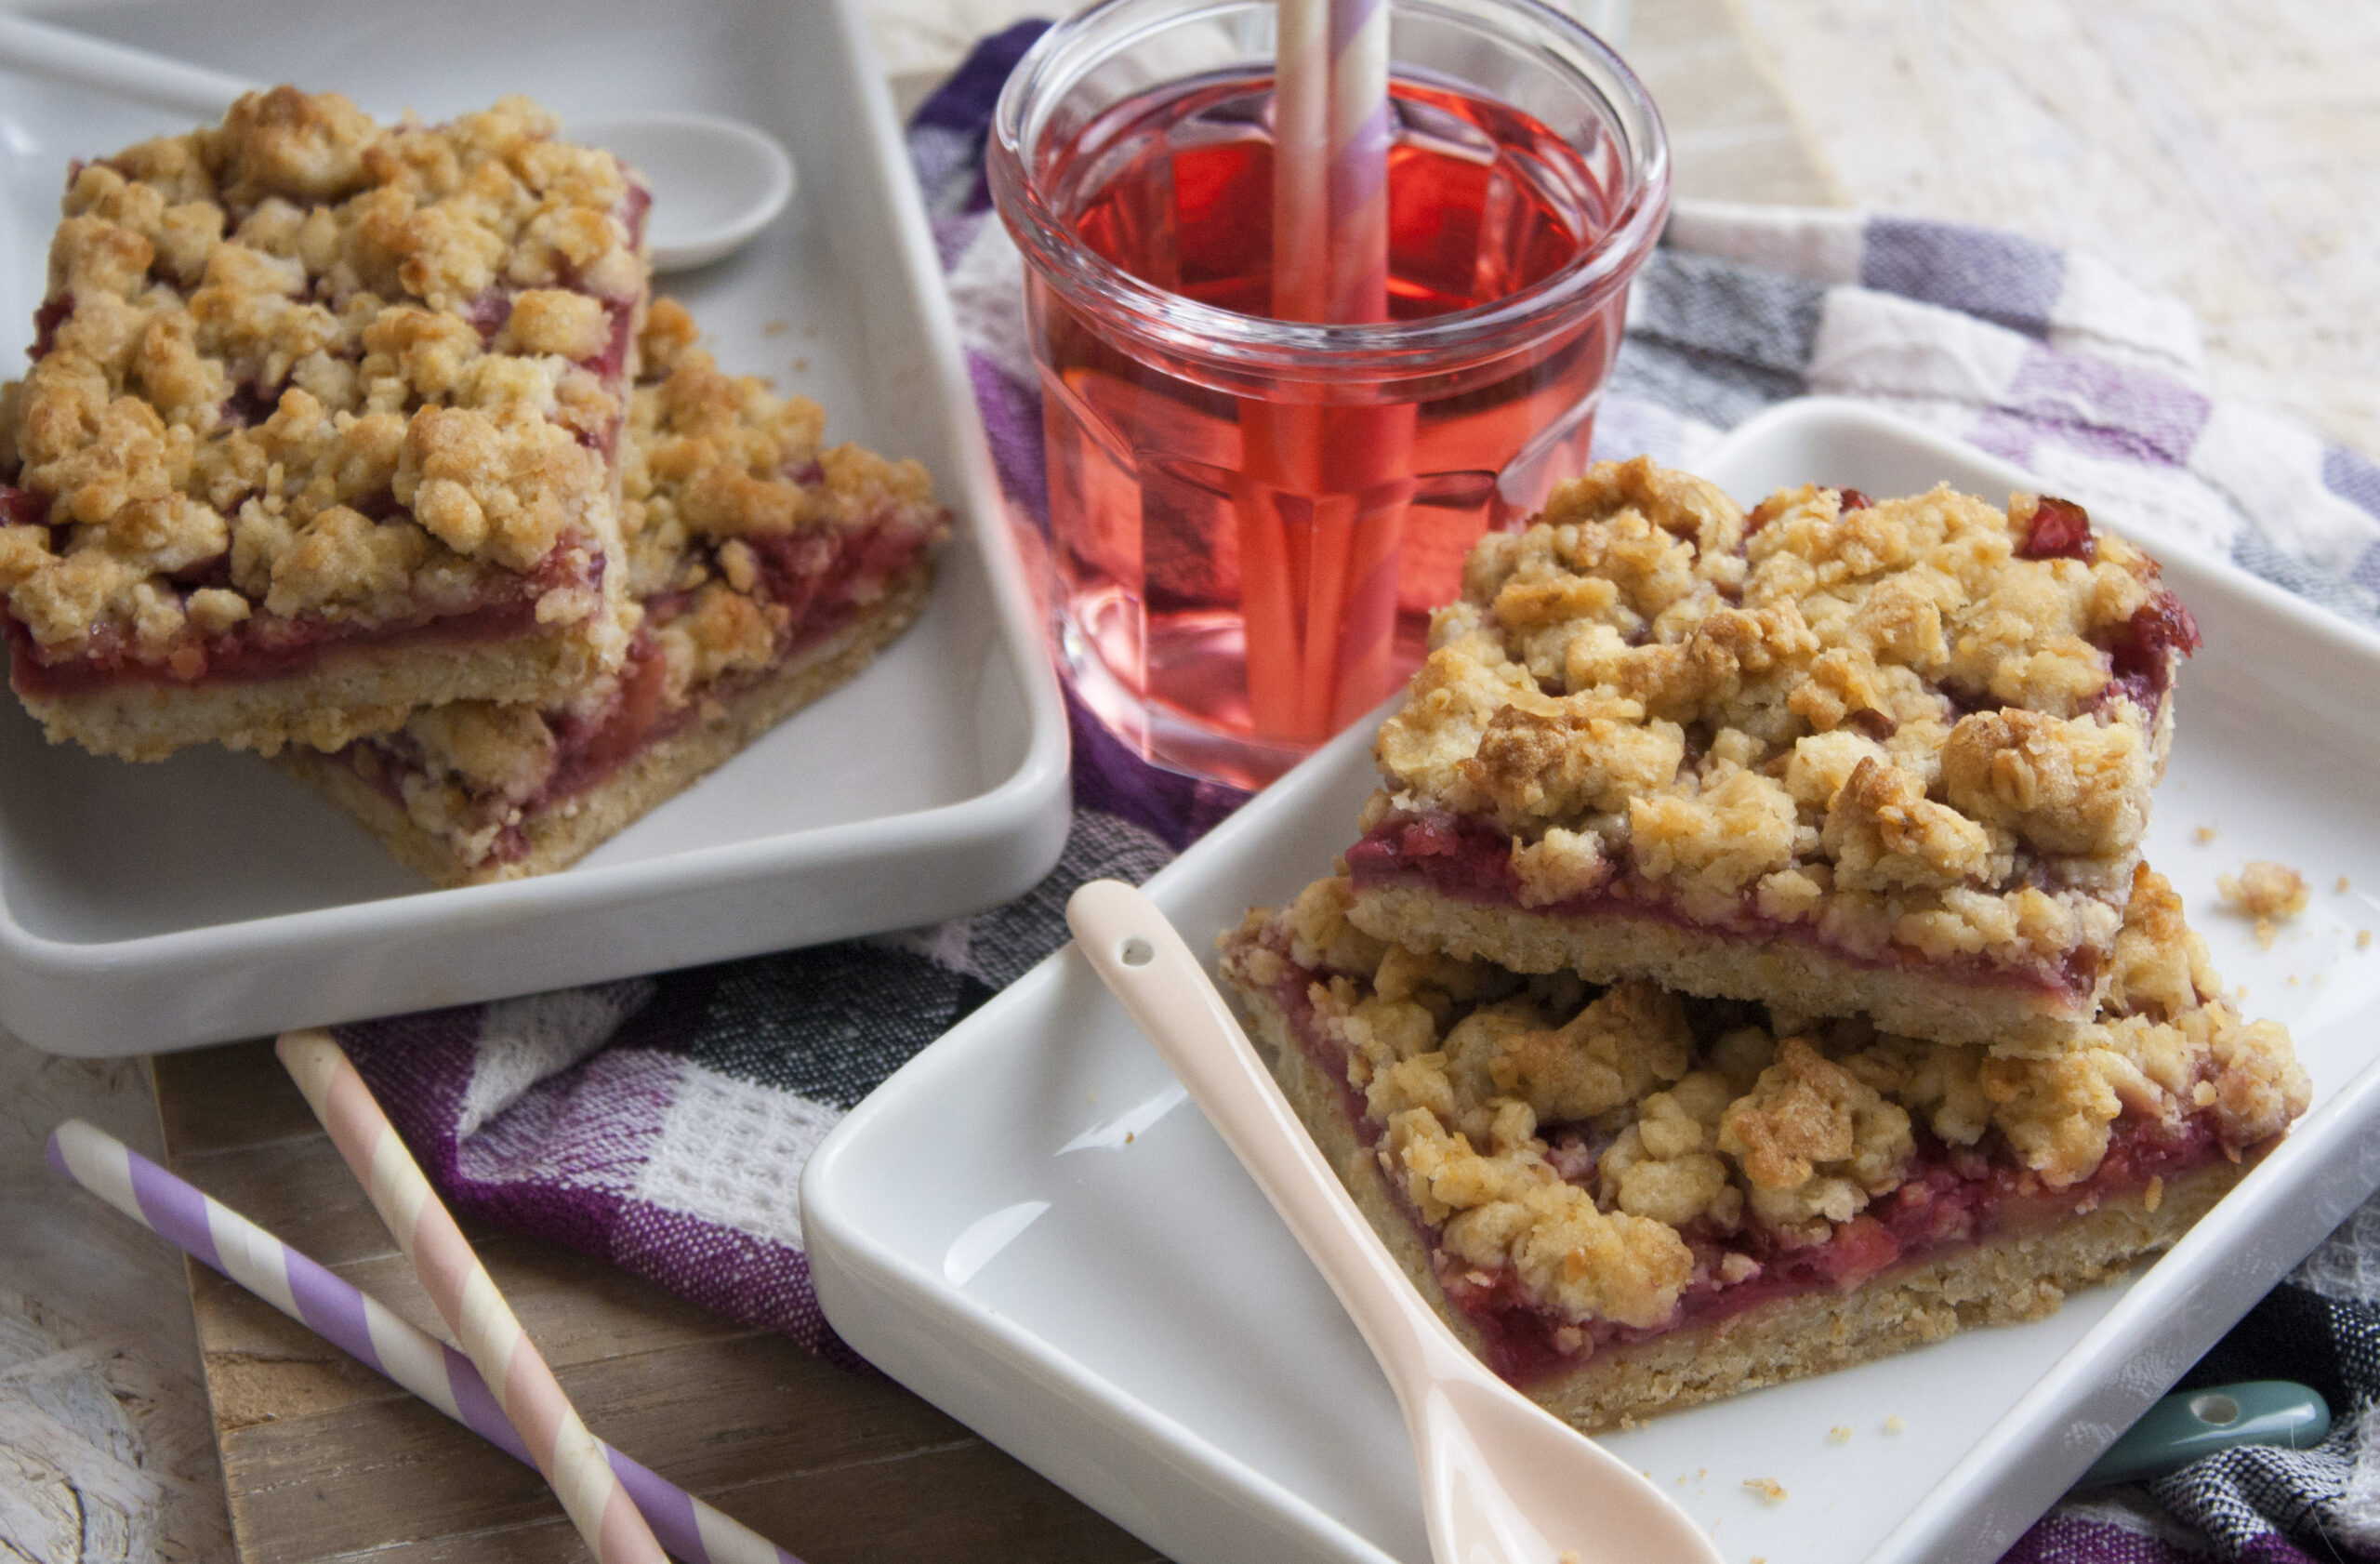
[2220,861,2311,923]
[1884,1415,1908,1434]
[2145,1174,2164,1213]
[1743,1478,1788,1504]
[793,356,810,372]
[2195,826,2219,844]
[2255,918,2279,950]
[2360,930,2373,949]
[2338,876,2353,894]
[763,319,791,336]
[2287,974,2300,986]
[1829,1425,1853,1444]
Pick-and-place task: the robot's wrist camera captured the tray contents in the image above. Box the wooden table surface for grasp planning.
[150,1043,1158,1564]
[5,0,2373,1561]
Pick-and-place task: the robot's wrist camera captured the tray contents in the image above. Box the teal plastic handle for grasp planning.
[2080,1381,2331,1487]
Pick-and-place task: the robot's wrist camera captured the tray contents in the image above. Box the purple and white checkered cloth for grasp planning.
[331,22,2380,1562]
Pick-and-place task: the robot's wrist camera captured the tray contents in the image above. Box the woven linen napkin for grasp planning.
[332,21,2380,1559]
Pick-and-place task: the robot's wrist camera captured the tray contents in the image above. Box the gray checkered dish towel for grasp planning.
[331,22,2380,1563]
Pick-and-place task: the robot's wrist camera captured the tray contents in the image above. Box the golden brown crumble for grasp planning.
[1744,1478,1788,1504]
[1223,865,2306,1333]
[1369,458,2189,968]
[358,299,945,867]
[0,88,646,672]
[2217,861,2311,921]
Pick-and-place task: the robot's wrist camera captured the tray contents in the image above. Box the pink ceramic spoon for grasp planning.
[1066,879,1725,1564]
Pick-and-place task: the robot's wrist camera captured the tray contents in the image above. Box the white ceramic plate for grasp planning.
[0,0,1069,1056]
[804,399,2380,1564]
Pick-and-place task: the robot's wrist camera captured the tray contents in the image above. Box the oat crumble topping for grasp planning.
[1223,864,2305,1334]
[0,88,647,676]
[350,298,945,868]
[1367,459,2197,970]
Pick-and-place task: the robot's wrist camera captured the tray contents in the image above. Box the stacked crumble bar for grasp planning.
[0,91,946,882]
[1219,457,2307,1430]
[0,89,649,759]
[276,299,946,884]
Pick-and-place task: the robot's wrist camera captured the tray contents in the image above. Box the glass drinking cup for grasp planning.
[991,0,1669,787]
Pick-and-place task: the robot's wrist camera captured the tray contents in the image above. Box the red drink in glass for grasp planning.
[993,0,1668,788]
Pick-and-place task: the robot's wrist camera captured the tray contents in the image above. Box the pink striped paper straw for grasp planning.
[45,1119,796,1564]
[1324,0,1393,325]
[278,1029,668,1564]
[1272,0,1331,322]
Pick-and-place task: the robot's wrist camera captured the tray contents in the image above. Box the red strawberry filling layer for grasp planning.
[1344,807,2106,1002]
[1243,934,2239,1389]
[338,509,937,864]
[3,527,605,696]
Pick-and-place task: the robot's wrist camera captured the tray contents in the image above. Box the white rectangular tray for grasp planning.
[0,0,1069,1056]
[803,398,2380,1564]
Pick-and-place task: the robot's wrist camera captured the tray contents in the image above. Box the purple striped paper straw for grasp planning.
[46,1118,798,1564]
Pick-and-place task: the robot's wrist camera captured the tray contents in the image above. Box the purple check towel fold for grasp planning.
[332,21,2380,1563]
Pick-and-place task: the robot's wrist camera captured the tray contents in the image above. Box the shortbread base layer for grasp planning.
[1346,878,2105,1056]
[277,562,932,887]
[15,611,628,762]
[1234,970,2247,1433]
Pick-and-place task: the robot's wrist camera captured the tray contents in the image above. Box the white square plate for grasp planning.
[803,399,2380,1564]
[0,0,1069,1056]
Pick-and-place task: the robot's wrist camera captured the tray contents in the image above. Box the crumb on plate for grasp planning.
[1884,1415,1908,1434]
[1744,1478,1788,1504]
[1829,1425,1853,1444]
[2195,826,2218,844]
[2219,861,2311,922]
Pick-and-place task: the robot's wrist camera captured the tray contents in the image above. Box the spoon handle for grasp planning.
[1066,879,1475,1395]
[0,12,249,121]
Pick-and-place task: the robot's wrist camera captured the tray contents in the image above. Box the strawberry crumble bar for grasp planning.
[1220,864,2306,1431]
[274,300,948,885]
[0,88,649,759]
[1346,458,2202,1054]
